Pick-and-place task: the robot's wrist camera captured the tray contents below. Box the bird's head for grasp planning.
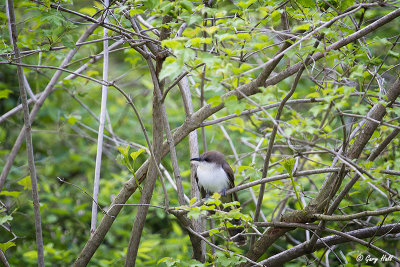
[190,151,225,166]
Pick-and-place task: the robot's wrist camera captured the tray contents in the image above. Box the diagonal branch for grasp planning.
[260,223,400,266]
[242,75,400,267]
[74,7,400,266]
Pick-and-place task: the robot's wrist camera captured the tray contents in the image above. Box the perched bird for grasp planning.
[191,151,246,246]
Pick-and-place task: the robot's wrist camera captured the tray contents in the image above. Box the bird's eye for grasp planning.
[204,158,210,162]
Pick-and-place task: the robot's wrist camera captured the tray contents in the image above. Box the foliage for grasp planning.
[1,0,400,266]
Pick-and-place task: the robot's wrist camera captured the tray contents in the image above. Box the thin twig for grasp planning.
[313,206,400,221]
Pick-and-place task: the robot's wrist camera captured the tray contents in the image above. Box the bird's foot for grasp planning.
[220,188,227,196]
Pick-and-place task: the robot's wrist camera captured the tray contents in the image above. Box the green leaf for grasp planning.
[43,0,50,8]
[204,193,222,206]
[280,157,295,174]
[42,13,65,26]
[363,161,373,169]
[280,158,304,211]
[130,148,145,163]
[67,115,81,125]
[339,0,355,11]
[0,242,16,252]
[143,0,158,9]
[117,145,130,158]
[18,176,32,190]
[160,2,175,15]
[162,39,181,49]
[351,103,368,114]
[40,44,51,51]
[171,221,183,236]
[223,201,240,209]
[79,8,97,16]
[180,0,194,12]
[187,207,206,219]
[129,8,144,16]
[61,36,76,49]
[159,57,182,81]
[293,23,311,32]
[207,95,222,108]
[237,33,251,41]
[238,166,251,172]
[296,0,314,7]
[236,0,256,9]
[187,37,212,47]
[215,33,237,42]
[215,251,245,266]
[388,50,400,59]
[23,250,38,260]
[186,15,202,26]
[157,257,180,266]
[205,26,219,35]
[0,215,13,224]
[189,197,197,207]
[0,190,21,197]
[0,89,12,99]
[209,228,220,236]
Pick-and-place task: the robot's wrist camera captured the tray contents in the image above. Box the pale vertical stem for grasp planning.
[6,0,44,266]
[91,1,109,234]
[178,77,206,262]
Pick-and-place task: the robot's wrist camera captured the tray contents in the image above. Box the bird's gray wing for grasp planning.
[222,162,239,202]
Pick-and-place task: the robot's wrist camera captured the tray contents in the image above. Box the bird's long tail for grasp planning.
[225,192,247,246]
[227,218,247,246]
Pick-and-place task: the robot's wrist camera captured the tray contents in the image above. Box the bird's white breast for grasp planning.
[196,162,230,193]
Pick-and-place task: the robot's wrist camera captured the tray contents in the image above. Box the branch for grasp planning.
[161,63,205,101]
[313,206,400,221]
[328,76,400,214]
[169,212,263,267]
[124,58,165,266]
[0,20,100,192]
[6,0,44,265]
[260,223,400,266]
[253,33,323,226]
[242,13,400,266]
[91,0,109,235]
[0,250,10,267]
[261,7,400,94]
[147,56,186,205]
[178,76,206,262]
[2,62,108,86]
[75,7,400,266]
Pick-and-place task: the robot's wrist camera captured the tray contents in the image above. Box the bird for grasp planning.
[190,150,246,246]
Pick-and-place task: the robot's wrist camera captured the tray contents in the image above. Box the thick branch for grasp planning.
[75,7,400,266]
[261,223,400,266]
[313,206,400,221]
[124,60,164,266]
